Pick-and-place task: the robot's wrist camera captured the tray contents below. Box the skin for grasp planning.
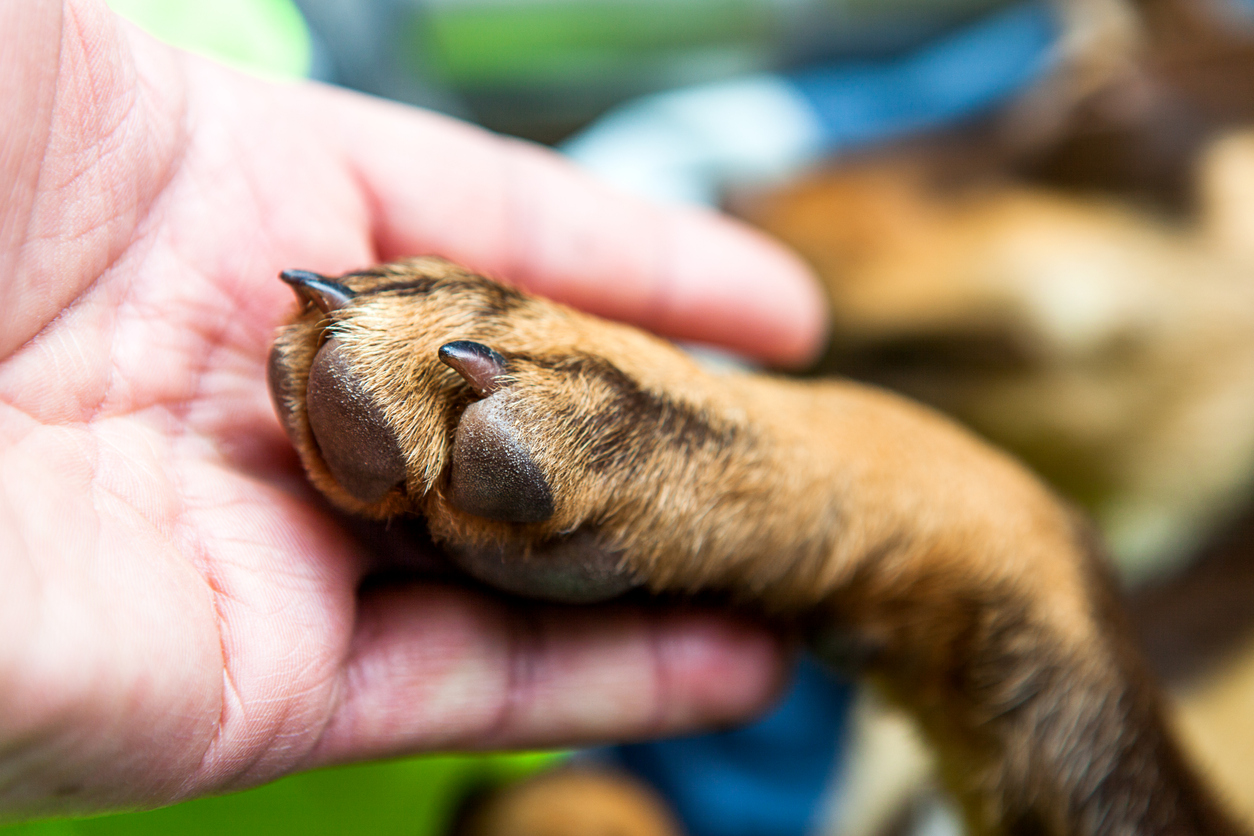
[0,1,827,819]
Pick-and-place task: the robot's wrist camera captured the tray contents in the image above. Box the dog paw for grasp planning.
[267,257,747,601]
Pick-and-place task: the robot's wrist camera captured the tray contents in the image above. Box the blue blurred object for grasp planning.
[604,656,855,836]
[789,0,1055,150]
[563,1,1058,203]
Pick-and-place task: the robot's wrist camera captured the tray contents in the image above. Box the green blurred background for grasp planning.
[2,753,561,835]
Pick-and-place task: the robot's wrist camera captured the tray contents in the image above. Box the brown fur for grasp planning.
[269,256,1243,835]
[740,119,1254,584]
[453,768,683,836]
[718,6,1254,826]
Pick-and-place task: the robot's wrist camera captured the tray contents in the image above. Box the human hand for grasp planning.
[0,0,824,819]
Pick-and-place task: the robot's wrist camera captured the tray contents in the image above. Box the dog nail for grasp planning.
[307,337,407,503]
[438,341,508,397]
[280,270,356,313]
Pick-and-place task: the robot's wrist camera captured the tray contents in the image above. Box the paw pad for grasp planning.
[441,340,555,524]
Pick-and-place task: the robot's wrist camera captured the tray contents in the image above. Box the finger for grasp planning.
[308,89,827,367]
[305,583,789,765]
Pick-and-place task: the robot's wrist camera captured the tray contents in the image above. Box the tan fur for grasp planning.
[744,149,1254,576]
[454,768,683,836]
[270,256,1241,835]
[736,0,1254,573]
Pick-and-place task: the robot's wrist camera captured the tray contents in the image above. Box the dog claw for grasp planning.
[439,340,508,397]
[280,269,356,313]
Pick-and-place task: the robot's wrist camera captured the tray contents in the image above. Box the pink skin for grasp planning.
[0,0,824,818]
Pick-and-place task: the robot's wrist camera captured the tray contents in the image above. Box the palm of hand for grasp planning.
[0,1,820,817]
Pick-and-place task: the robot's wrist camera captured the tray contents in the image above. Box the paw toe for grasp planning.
[450,395,555,524]
[307,337,408,504]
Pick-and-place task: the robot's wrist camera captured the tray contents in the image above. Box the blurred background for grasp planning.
[12,1,1254,834]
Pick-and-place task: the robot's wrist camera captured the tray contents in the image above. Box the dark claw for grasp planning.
[306,337,408,504]
[280,269,356,313]
[438,341,508,397]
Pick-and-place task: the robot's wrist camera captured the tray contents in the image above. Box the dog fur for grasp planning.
[269,257,1242,835]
